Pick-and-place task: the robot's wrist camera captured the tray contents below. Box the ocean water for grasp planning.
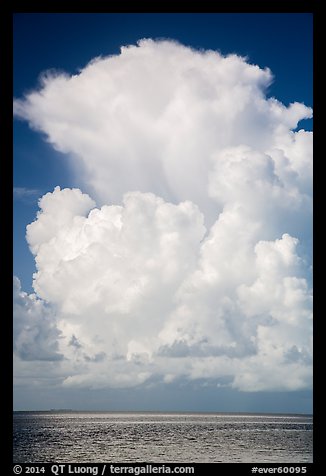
[13,412,313,463]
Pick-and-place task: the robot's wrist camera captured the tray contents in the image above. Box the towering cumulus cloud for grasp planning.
[14,39,312,392]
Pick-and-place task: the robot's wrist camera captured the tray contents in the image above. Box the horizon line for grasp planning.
[13,409,313,416]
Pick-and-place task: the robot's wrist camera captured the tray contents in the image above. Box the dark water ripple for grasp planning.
[13,412,313,463]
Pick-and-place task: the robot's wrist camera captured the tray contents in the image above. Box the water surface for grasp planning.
[13,412,313,463]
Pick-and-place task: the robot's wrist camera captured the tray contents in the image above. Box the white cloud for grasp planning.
[26,186,96,255]
[13,39,312,393]
[26,189,206,359]
[13,40,312,226]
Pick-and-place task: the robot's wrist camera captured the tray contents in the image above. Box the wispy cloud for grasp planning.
[14,187,40,203]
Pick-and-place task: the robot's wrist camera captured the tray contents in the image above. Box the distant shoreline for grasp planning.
[13,410,313,417]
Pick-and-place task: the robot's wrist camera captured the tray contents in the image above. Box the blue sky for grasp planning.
[13,13,313,412]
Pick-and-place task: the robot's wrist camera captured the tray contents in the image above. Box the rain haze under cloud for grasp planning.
[13,39,313,405]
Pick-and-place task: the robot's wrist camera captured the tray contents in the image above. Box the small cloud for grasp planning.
[14,187,40,203]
